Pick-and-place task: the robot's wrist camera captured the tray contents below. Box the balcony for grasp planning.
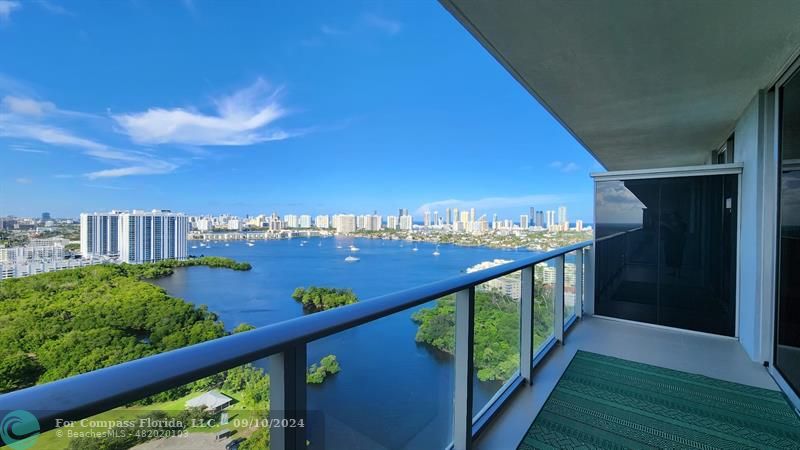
[2,238,797,449]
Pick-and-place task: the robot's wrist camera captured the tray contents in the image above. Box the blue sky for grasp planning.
[0,0,601,221]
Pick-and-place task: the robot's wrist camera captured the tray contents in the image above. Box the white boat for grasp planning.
[336,245,343,249]
[349,245,360,252]
[225,243,229,247]
[345,255,360,262]
[247,242,255,247]
[412,245,419,252]
[433,245,441,256]
[191,245,198,249]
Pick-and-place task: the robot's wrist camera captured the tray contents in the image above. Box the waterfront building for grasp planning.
[445,207,451,225]
[386,215,399,230]
[433,210,439,226]
[118,210,188,263]
[299,215,312,229]
[283,215,298,229]
[575,219,584,231]
[469,208,476,223]
[314,215,330,229]
[424,211,431,227]
[399,214,413,231]
[268,213,282,231]
[520,214,529,229]
[334,214,356,234]
[80,211,121,258]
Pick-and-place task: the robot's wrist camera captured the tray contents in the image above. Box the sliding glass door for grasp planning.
[594,173,738,336]
[776,68,800,395]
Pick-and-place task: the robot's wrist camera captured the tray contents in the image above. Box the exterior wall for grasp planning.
[734,91,778,363]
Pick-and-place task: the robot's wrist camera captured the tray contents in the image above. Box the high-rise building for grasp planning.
[41,212,51,222]
[314,215,330,229]
[520,214,529,229]
[387,215,399,230]
[546,210,556,229]
[558,206,568,225]
[399,214,413,231]
[445,208,451,225]
[452,208,459,225]
[423,211,431,227]
[80,212,121,258]
[529,207,535,226]
[433,210,439,226]
[299,215,312,228]
[575,219,584,231]
[80,210,188,263]
[334,214,356,234]
[284,215,299,229]
[460,210,470,225]
[535,211,545,228]
[469,208,476,223]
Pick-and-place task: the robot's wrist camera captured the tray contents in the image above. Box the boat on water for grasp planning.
[336,245,343,249]
[433,245,441,256]
[191,245,198,249]
[412,245,419,252]
[344,255,360,263]
[349,245,360,252]
[225,243,229,247]
[247,242,255,247]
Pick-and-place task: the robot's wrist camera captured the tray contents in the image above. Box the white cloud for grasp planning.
[416,194,575,216]
[2,96,55,116]
[549,160,580,173]
[113,78,297,146]
[0,117,178,178]
[0,1,20,22]
[362,13,401,35]
[15,177,31,184]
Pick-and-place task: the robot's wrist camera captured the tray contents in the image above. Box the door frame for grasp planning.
[769,57,800,411]
[591,163,743,339]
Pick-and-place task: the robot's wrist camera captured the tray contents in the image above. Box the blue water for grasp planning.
[153,237,536,450]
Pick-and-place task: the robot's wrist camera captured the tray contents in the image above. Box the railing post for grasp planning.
[520,266,534,385]
[269,344,307,450]
[575,249,584,319]
[584,246,595,316]
[453,286,475,450]
[554,255,565,343]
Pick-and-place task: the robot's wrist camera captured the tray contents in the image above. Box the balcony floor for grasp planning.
[476,315,779,450]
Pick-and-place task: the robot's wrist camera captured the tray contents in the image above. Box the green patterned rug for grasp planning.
[518,351,800,449]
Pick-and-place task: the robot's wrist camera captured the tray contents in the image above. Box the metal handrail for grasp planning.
[0,239,592,435]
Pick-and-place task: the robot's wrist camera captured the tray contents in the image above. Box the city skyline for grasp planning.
[0,1,600,220]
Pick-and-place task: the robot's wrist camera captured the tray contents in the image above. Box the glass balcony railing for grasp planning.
[0,240,592,450]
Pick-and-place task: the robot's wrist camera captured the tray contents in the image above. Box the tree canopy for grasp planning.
[0,257,250,393]
[412,281,555,382]
[291,287,358,313]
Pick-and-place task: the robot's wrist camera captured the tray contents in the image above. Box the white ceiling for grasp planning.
[442,0,800,170]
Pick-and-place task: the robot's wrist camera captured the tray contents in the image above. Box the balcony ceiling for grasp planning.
[442,0,800,170]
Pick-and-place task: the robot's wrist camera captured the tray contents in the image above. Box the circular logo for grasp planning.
[0,410,40,450]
